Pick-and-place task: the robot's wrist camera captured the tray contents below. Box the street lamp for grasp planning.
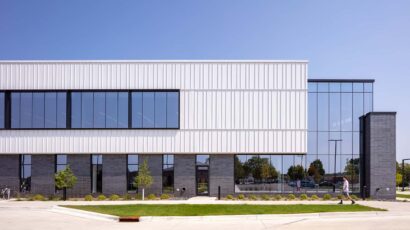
[402,158,410,191]
[329,139,342,193]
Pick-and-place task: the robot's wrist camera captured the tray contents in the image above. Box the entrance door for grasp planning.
[196,166,209,196]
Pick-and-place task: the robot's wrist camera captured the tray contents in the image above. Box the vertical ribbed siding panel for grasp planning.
[0,61,307,154]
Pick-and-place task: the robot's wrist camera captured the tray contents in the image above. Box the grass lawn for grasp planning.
[62,204,385,217]
[397,194,410,199]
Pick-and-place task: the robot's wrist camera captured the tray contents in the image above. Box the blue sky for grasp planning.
[0,0,409,160]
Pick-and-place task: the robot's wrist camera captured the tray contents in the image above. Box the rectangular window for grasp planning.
[0,93,4,129]
[162,154,174,193]
[11,92,67,129]
[20,154,32,192]
[91,155,103,193]
[6,90,178,129]
[127,155,139,192]
[56,154,68,172]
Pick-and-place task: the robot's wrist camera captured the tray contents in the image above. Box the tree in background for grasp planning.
[287,165,305,181]
[55,165,77,201]
[134,158,153,200]
[308,159,325,184]
[234,156,245,183]
[344,158,360,183]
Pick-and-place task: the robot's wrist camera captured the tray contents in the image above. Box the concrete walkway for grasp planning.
[1,199,410,230]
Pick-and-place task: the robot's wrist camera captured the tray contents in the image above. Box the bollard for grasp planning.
[218,186,221,200]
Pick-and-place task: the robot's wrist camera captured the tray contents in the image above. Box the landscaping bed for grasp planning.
[62,204,385,216]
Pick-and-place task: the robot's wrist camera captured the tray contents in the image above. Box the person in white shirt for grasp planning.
[338,176,355,204]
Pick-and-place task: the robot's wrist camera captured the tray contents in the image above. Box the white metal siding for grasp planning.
[0,61,307,154]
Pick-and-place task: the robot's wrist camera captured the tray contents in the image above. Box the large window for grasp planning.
[71,92,128,128]
[127,155,139,192]
[20,154,31,192]
[91,155,103,193]
[11,92,67,128]
[3,90,179,129]
[132,91,179,128]
[162,154,174,193]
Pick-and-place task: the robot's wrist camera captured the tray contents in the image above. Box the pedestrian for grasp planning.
[296,179,301,192]
[338,176,355,205]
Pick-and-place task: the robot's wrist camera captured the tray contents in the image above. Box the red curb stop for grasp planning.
[119,216,140,222]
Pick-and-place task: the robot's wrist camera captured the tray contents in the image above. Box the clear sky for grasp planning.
[0,0,409,160]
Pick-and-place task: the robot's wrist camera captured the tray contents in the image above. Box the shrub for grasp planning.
[249,194,258,200]
[261,194,270,200]
[350,195,359,200]
[337,194,345,200]
[147,194,157,200]
[225,194,234,200]
[32,194,46,201]
[109,194,120,201]
[97,195,106,201]
[237,194,245,200]
[84,195,93,201]
[135,194,143,200]
[48,195,61,201]
[122,194,133,200]
[300,194,308,200]
[323,194,332,200]
[274,195,282,200]
[160,194,171,200]
[287,194,296,200]
[310,195,319,200]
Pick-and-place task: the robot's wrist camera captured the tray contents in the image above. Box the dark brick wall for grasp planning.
[0,155,20,196]
[174,155,196,197]
[363,112,396,200]
[209,155,234,197]
[31,155,55,195]
[139,155,162,195]
[102,155,127,195]
[67,154,91,197]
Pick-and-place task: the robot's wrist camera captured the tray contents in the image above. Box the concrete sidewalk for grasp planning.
[1,199,410,230]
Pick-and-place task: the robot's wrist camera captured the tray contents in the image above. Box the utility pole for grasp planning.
[402,158,410,191]
[329,139,342,193]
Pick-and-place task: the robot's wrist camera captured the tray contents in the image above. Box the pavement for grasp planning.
[1,197,410,230]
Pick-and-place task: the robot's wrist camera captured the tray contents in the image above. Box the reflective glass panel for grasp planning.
[45,93,57,128]
[56,93,67,128]
[81,93,93,128]
[105,92,118,128]
[341,93,353,131]
[329,93,341,131]
[317,93,328,131]
[308,93,317,131]
[71,93,82,128]
[131,92,143,128]
[20,93,33,128]
[196,155,209,165]
[142,92,155,128]
[167,92,179,128]
[11,93,20,128]
[154,92,167,128]
[32,93,45,128]
[353,93,363,131]
[118,92,128,128]
[93,92,106,128]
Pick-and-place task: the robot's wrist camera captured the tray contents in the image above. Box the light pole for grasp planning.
[402,158,410,191]
[329,139,342,193]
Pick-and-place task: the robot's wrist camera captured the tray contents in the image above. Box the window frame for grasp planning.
[162,154,174,193]
[126,154,139,193]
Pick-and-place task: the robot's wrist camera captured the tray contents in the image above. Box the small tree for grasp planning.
[133,158,153,200]
[55,165,77,201]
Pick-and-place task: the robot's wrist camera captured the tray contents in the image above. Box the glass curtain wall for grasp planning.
[308,81,372,193]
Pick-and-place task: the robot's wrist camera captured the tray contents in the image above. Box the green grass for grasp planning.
[397,194,410,199]
[62,204,385,217]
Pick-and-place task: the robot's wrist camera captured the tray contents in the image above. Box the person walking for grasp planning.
[339,176,355,204]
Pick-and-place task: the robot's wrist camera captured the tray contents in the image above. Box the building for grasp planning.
[0,60,396,199]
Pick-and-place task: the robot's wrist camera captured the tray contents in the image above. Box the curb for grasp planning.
[50,206,119,222]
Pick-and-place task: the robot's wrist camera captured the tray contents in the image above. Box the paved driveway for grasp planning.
[1,200,410,230]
